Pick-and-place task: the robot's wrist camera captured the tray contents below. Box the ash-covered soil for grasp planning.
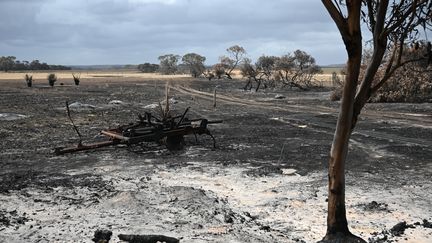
[0,77,431,242]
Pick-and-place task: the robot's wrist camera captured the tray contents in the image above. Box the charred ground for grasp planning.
[0,77,431,242]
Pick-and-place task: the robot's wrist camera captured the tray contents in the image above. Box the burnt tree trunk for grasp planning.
[321,40,364,242]
[320,0,366,242]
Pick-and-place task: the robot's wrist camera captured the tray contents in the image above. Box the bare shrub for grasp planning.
[47,73,57,87]
[204,70,215,81]
[24,74,33,87]
[330,71,345,101]
[72,73,81,86]
[255,55,278,89]
[212,63,227,79]
[240,58,259,91]
[330,86,343,101]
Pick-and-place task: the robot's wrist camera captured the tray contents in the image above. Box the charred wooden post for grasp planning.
[65,101,83,146]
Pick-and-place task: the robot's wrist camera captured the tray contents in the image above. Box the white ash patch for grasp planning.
[0,113,28,121]
[228,144,252,150]
[108,100,127,106]
[143,103,159,109]
[67,102,96,110]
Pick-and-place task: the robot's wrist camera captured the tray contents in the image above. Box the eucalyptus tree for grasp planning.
[320,0,431,242]
[158,54,181,75]
[220,45,246,79]
[182,53,206,78]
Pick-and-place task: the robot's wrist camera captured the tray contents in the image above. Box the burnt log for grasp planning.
[118,234,179,243]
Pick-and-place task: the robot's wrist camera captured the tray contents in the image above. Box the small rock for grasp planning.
[274,94,286,99]
[281,168,297,175]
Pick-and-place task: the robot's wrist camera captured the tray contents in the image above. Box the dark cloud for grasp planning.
[0,0,346,65]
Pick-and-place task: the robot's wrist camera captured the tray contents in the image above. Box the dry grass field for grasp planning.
[0,69,341,87]
[0,70,191,85]
[320,67,344,74]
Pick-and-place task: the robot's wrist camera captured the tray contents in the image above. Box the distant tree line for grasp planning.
[136,45,322,91]
[0,56,71,72]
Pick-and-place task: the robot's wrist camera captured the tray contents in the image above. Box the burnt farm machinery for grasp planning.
[54,107,222,155]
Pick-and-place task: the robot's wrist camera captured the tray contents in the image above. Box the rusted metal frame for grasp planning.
[101,130,130,141]
[54,140,120,155]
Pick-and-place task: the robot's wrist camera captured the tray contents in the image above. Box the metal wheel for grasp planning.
[165,135,185,150]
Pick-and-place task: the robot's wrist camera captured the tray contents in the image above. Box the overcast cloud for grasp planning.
[0,0,346,65]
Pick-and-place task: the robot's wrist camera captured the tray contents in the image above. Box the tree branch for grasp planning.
[374,0,389,42]
[322,0,349,37]
[372,53,428,93]
[352,1,389,119]
[385,0,427,35]
[366,1,376,32]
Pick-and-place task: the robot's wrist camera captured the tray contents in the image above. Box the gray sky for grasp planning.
[0,0,347,66]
